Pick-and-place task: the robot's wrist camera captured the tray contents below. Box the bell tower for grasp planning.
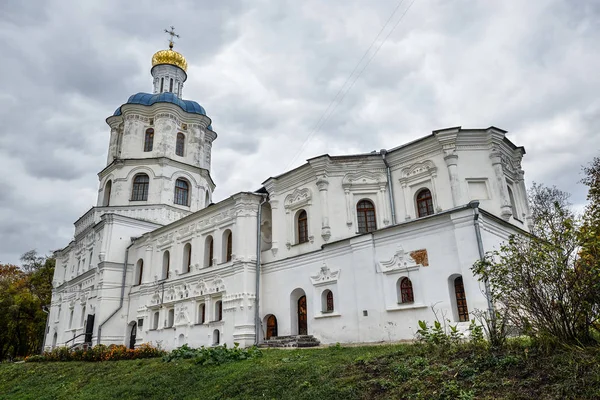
[98,29,217,226]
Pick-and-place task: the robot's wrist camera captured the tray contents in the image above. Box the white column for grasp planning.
[490,151,512,221]
[377,184,389,226]
[317,178,331,241]
[444,154,460,207]
[344,188,352,227]
[402,182,412,220]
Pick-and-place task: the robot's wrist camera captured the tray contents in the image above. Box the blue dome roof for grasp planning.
[113,92,213,131]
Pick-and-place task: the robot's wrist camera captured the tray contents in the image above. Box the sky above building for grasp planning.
[0,0,598,265]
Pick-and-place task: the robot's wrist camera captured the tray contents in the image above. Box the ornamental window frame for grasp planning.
[284,188,313,249]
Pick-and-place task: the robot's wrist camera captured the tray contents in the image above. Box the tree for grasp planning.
[472,183,599,345]
[0,251,55,360]
[579,157,600,333]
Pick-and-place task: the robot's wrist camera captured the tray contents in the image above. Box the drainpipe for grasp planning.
[380,149,396,225]
[254,194,268,345]
[97,237,138,345]
[468,201,494,320]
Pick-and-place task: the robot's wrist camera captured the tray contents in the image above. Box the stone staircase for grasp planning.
[259,335,320,348]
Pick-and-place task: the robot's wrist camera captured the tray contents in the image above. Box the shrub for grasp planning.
[162,343,262,365]
[24,343,165,362]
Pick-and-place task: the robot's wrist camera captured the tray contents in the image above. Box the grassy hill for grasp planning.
[1,342,599,400]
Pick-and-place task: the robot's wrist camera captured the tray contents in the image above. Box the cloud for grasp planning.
[0,0,598,264]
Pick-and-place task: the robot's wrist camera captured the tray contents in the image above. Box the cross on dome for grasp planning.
[164,26,180,49]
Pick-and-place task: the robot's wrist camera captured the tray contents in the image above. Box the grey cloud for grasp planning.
[1,0,599,265]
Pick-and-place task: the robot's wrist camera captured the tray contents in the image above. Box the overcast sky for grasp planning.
[0,0,598,265]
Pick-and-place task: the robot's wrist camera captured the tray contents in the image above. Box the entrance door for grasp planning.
[297,295,307,335]
[266,315,278,339]
[129,322,137,349]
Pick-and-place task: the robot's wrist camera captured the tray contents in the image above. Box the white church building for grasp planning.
[45,39,531,351]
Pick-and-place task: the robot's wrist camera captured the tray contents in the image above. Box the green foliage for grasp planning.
[162,343,262,365]
[2,342,600,399]
[24,343,165,362]
[472,183,600,346]
[0,251,55,360]
[416,319,467,347]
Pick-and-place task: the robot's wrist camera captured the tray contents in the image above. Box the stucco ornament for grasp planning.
[310,263,340,286]
[379,246,422,275]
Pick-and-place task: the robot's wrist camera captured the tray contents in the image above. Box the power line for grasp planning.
[286,0,418,169]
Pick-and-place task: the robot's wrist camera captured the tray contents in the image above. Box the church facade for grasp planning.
[44,41,531,351]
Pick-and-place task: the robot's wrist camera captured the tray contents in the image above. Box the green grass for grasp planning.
[1,342,600,400]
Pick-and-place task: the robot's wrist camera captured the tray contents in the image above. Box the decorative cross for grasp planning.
[164,26,180,48]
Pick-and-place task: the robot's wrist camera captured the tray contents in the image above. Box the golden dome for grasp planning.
[151,45,188,72]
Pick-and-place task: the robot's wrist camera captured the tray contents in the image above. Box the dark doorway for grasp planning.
[129,322,137,349]
[266,315,278,339]
[297,295,307,335]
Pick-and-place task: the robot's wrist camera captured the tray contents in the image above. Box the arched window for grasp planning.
[215,300,223,321]
[52,332,58,348]
[131,174,149,201]
[174,178,189,206]
[321,289,334,313]
[205,236,214,267]
[357,199,377,233]
[80,306,86,327]
[399,277,414,304]
[162,251,170,280]
[205,191,210,207]
[213,329,220,345]
[183,243,192,273]
[144,128,154,152]
[454,276,469,322]
[169,78,174,92]
[507,186,518,218]
[176,133,185,156]
[297,210,308,244]
[223,230,233,262]
[135,259,144,285]
[103,180,112,206]
[69,309,74,329]
[198,303,206,324]
[160,78,164,92]
[416,189,434,217]
[167,308,174,328]
[152,312,159,330]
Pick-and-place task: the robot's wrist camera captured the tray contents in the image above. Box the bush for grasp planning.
[162,343,262,365]
[24,343,165,362]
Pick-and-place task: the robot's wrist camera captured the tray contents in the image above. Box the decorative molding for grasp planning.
[379,246,422,274]
[342,171,386,189]
[399,160,437,184]
[284,188,312,210]
[310,263,340,286]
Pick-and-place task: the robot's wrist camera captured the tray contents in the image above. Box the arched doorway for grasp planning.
[298,296,307,335]
[290,288,308,335]
[129,322,137,349]
[266,315,278,340]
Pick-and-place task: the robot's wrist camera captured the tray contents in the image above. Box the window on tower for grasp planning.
[176,133,185,156]
[169,78,174,92]
[131,174,149,201]
[174,178,189,206]
[160,78,164,92]
[144,129,154,152]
